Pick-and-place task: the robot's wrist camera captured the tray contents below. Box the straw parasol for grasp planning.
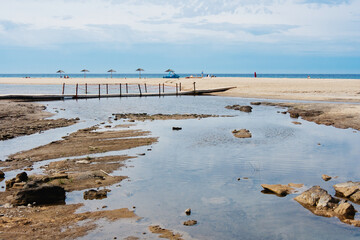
[165,69,175,73]
[81,69,89,78]
[136,68,144,79]
[56,70,64,78]
[107,69,116,78]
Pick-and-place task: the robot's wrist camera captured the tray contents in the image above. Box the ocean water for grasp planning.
[1,93,360,240]
[0,73,360,79]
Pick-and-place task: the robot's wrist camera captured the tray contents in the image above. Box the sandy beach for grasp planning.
[1,77,359,102]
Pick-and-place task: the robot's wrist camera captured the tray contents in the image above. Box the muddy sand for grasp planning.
[0,100,77,141]
[254,102,360,131]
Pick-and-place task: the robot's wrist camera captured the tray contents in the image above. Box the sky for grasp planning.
[0,0,359,74]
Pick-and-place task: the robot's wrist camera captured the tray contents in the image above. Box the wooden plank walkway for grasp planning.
[0,87,235,101]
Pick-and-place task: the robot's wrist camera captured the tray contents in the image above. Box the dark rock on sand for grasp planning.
[232,129,252,138]
[83,189,110,200]
[183,220,197,226]
[11,185,66,206]
[322,174,332,181]
[225,105,252,113]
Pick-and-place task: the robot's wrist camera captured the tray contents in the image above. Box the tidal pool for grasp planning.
[1,95,360,240]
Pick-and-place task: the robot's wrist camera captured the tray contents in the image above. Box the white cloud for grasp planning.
[0,0,359,53]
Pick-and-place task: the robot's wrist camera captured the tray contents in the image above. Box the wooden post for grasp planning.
[106,84,109,95]
[179,82,181,92]
[119,83,122,97]
[85,83,87,94]
[162,83,165,93]
[75,83,78,98]
[176,83,178,96]
[98,84,101,98]
[193,82,196,95]
[138,84,142,97]
[126,83,128,93]
[62,83,65,95]
[158,83,161,96]
[144,83,147,93]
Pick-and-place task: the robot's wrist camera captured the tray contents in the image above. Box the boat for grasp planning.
[163,69,180,79]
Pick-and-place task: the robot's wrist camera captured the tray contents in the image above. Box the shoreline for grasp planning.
[0,77,359,103]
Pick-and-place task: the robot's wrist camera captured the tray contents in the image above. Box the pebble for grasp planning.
[185,208,191,215]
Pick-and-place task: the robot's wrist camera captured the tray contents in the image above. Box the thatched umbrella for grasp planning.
[56,70,65,78]
[165,69,175,73]
[81,69,89,78]
[136,68,144,79]
[108,69,116,78]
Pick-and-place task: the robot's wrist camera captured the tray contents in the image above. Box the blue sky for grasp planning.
[0,0,359,74]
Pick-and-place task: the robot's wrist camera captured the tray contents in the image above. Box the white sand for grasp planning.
[0,77,359,102]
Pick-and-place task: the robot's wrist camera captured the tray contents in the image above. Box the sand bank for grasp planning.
[1,77,359,102]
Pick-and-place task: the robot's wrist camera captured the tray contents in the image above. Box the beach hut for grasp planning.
[107,69,116,78]
[136,68,144,79]
[81,69,89,78]
[56,70,64,78]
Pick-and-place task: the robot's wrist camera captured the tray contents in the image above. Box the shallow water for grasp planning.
[1,95,360,240]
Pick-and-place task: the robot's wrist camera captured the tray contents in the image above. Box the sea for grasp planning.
[0,73,360,79]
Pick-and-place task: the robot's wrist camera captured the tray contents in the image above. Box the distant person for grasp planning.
[307,75,311,79]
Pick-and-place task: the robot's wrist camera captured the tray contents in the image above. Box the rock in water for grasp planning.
[261,183,303,196]
[0,170,4,178]
[185,208,191,215]
[294,186,338,209]
[334,202,356,219]
[11,185,65,206]
[333,182,360,198]
[83,189,110,200]
[172,127,182,131]
[183,220,197,226]
[232,129,252,138]
[5,172,28,189]
[322,174,332,181]
[225,105,253,113]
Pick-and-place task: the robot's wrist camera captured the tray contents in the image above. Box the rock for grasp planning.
[225,105,252,113]
[250,102,261,105]
[289,112,300,118]
[294,186,338,209]
[333,182,360,198]
[292,121,302,125]
[172,127,182,131]
[334,202,356,219]
[83,189,110,200]
[232,129,252,138]
[0,170,4,178]
[349,191,360,203]
[3,203,13,208]
[5,172,28,189]
[183,220,197,226]
[261,184,296,196]
[75,117,80,120]
[322,174,332,181]
[11,185,66,206]
[76,160,90,164]
[185,208,191,215]
[16,172,28,182]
